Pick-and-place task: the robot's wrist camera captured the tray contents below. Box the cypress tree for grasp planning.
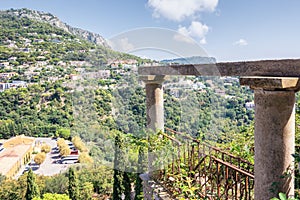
[113,132,125,200]
[123,172,131,200]
[134,146,146,200]
[25,168,40,200]
[68,167,79,200]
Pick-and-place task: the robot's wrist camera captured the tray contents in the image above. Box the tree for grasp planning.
[123,172,131,200]
[57,138,66,149]
[0,173,6,185]
[33,193,70,200]
[78,152,93,164]
[134,147,146,200]
[72,136,88,152]
[56,128,71,139]
[113,132,125,199]
[34,153,46,166]
[44,174,68,194]
[59,145,71,157]
[25,169,40,200]
[41,144,51,153]
[68,168,79,200]
[80,182,94,200]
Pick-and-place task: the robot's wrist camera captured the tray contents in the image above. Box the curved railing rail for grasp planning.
[152,128,255,199]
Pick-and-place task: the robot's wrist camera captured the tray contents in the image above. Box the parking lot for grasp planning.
[35,138,71,176]
[16,137,76,178]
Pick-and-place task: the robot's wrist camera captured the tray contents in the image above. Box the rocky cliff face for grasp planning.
[3,8,110,48]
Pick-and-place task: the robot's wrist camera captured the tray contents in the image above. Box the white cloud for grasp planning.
[234,39,248,46]
[148,0,218,21]
[108,37,135,52]
[174,21,209,44]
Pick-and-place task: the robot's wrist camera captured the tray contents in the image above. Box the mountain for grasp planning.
[0,8,149,84]
[1,8,109,48]
[161,56,216,65]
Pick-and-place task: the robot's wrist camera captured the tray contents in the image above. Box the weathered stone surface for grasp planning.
[141,76,165,132]
[139,75,168,84]
[240,77,300,91]
[254,90,295,199]
[138,59,300,77]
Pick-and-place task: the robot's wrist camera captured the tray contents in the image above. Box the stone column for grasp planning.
[140,75,166,177]
[140,75,166,132]
[240,77,300,199]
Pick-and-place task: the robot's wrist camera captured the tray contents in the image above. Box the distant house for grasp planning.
[0,81,27,92]
[246,101,255,110]
[215,89,226,96]
[10,81,27,88]
[8,57,17,61]
[81,70,111,79]
[0,135,35,178]
[21,48,31,52]
[220,77,239,83]
[70,61,92,67]
[0,83,10,92]
[57,61,67,67]
[69,74,81,81]
[96,70,111,79]
[34,39,44,43]
[0,62,10,67]
[35,61,48,67]
[51,39,62,43]
[7,43,17,48]
[0,72,17,79]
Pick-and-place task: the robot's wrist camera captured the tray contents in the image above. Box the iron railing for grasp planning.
[152,128,255,199]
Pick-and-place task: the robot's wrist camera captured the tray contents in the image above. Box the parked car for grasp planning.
[61,157,78,164]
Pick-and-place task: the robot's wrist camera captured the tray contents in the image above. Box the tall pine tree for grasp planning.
[134,146,146,200]
[123,171,131,200]
[68,167,79,200]
[113,133,124,200]
[25,168,40,200]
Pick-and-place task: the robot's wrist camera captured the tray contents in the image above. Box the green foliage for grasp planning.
[0,83,73,139]
[0,173,6,185]
[123,172,131,200]
[41,144,51,153]
[33,193,70,200]
[113,133,125,199]
[26,169,40,200]
[43,174,68,194]
[134,147,146,200]
[79,182,94,200]
[56,128,71,140]
[271,193,297,200]
[34,152,46,165]
[68,168,79,200]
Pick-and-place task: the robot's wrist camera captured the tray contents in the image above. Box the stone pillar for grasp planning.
[140,75,166,132]
[240,77,300,199]
[140,75,166,177]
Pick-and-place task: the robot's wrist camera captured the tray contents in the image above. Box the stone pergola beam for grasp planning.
[139,59,300,200]
[139,59,300,77]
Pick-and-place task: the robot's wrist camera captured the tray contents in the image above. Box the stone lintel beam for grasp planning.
[138,59,300,77]
[240,77,300,91]
[139,75,168,84]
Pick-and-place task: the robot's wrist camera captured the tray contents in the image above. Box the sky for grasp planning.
[1,0,300,62]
